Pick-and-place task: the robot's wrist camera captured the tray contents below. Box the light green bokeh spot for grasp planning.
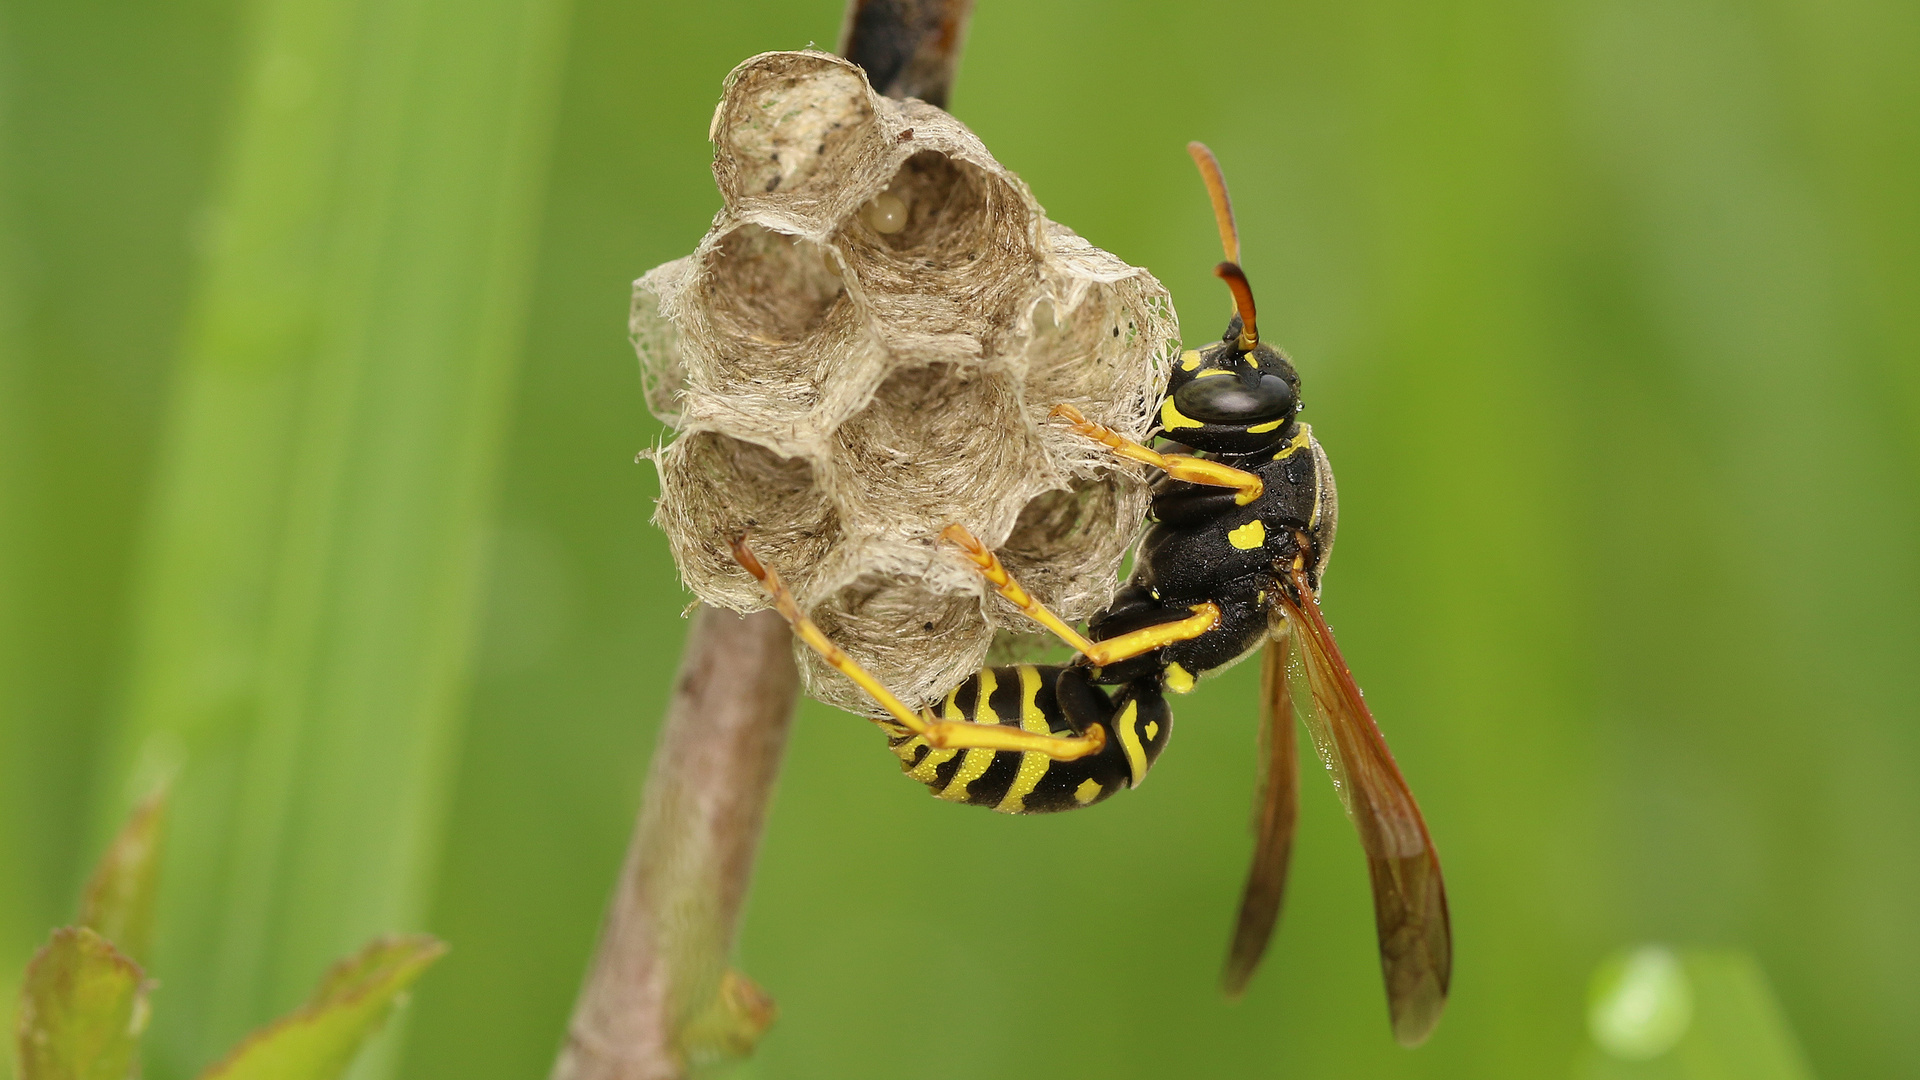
[1589,946,1694,1060]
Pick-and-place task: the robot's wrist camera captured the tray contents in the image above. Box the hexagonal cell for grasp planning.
[631,257,690,425]
[832,151,1040,362]
[830,362,1053,542]
[652,431,841,611]
[711,52,880,219]
[805,571,995,717]
[675,225,888,452]
[1023,285,1169,431]
[994,468,1149,626]
[700,224,846,342]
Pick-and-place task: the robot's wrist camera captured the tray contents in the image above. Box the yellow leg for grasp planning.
[941,525,1221,665]
[729,536,1105,761]
[1051,403,1263,505]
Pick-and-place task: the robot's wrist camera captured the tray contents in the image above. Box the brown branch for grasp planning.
[838,0,975,108]
[550,606,798,1080]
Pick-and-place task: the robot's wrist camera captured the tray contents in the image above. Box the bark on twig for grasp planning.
[839,0,975,108]
[550,607,798,1080]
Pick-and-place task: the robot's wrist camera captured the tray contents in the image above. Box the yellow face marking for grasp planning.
[1073,777,1103,805]
[996,665,1054,813]
[1160,396,1203,430]
[1145,720,1160,741]
[1247,417,1285,433]
[1228,519,1267,550]
[1115,701,1148,788]
[938,668,999,801]
[1180,350,1203,371]
[1164,662,1195,694]
[1272,422,1313,461]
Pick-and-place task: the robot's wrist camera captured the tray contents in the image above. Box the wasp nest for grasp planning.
[636,51,1176,716]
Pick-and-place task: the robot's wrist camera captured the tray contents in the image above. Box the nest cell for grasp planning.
[653,431,842,612]
[804,571,996,717]
[711,53,882,224]
[829,362,1052,545]
[995,469,1150,626]
[835,151,1040,364]
[674,225,890,450]
[699,224,846,343]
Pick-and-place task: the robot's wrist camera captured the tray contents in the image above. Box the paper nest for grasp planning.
[634,50,1177,716]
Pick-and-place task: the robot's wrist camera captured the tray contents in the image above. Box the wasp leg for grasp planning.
[1050,403,1263,505]
[729,536,1106,761]
[941,525,1220,666]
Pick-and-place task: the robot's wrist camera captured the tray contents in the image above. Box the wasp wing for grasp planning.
[1277,563,1451,1046]
[1221,633,1301,997]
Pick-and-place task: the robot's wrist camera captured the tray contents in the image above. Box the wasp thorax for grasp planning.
[634,51,1178,716]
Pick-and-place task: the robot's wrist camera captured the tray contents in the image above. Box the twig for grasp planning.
[839,0,976,108]
[549,607,798,1080]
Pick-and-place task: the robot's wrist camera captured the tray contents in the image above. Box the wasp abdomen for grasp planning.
[885,664,1172,814]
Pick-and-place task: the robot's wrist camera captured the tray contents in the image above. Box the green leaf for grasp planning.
[75,789,168,967]
[195,935,445,1080]
[13,928,149,1080]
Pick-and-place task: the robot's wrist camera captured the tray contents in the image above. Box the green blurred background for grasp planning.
[2,0,1914,1077]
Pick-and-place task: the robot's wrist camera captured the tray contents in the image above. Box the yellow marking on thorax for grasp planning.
[1228,519,1266,550]
[938,668,999,801]
[1309,435,1326,528]
[1073,777,1103,804]
[1194,368,1233,379]
[1145,720,1160,741]
[1114,701,1148,788]
[1160,396,1203,430]
[1180,350,1203,371]
[995,666,1056,813]
[1247,416,1285,433]
[1164,662,1195,694]
[1273,422,1313,460]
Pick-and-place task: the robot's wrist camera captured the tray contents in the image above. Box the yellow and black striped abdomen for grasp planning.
[885,664,1172,815]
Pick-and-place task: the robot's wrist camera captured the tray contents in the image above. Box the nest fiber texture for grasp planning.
[636,51,1176,716]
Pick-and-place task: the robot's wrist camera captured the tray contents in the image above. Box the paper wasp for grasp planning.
[731,143,1451,1044]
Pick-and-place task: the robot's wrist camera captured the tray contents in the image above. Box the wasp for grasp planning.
[731,143,1451,1045]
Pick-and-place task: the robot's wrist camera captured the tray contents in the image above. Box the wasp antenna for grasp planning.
[1215,262,1259,351]
[1188,141,1241,265]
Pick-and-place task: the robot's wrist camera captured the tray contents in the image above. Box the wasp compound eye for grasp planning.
[1173,370,1295,425]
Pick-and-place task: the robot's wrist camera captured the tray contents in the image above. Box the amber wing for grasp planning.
[1222,633,1302,997]
[1277,563,1452,1046]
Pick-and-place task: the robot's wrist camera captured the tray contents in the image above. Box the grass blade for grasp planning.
[93,0,570,1075]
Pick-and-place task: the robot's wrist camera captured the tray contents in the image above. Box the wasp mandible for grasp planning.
[732,142,1451,1045]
